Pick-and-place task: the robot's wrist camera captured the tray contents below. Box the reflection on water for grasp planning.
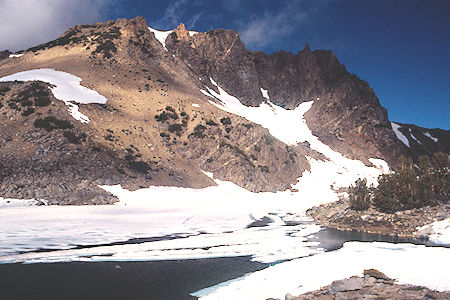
[310,227,440,251]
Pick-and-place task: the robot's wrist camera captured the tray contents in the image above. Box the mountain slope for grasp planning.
[0,17,448,205]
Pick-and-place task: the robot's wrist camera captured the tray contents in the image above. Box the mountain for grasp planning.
[0,17,448,205]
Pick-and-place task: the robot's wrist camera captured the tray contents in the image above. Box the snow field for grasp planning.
[0,68,107,123]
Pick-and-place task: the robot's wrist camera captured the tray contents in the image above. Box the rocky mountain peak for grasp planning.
[174,23,190,41]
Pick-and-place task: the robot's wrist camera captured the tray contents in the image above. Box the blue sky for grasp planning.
[1,0,448,129]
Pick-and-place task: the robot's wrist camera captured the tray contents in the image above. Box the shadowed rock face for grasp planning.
[0,50,11,60]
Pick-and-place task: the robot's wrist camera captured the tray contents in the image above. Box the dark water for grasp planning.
[310,227,441,251]
[0,228,441,300]
[0,257,267,300]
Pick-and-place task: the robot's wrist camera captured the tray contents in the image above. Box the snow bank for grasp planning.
[194,241,450,299]
[260,88,269,100]
[202,77,388,188]
[0,177,331,263]
[391,122,410,147]
[0,68,107,123]
[424,131,438,142]
[148,27,173,51]
[9,53,23,58]
[0,198,39,207]
[417,219,450,246]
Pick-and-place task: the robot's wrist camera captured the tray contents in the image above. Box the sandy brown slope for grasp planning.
[0,17,316,204]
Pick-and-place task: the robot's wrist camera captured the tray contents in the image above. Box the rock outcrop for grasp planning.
[292,269,450,300]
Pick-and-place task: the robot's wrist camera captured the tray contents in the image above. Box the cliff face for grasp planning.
[166,26,410,166]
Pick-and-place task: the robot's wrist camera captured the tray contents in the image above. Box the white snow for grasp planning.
[0,68,107,123]
[192,103,200,108]
[202,77,388,187]
[0,198,39,207]
[189,31,198,37]
[391,122,410,148]
[369,158,390,174]
[148,27,173,51]
[0,177,334,263]
[260,88,269,100]
[424,131,438,142]
[409,128,423,145]
[194,241,450,299]
[9,53,23,58]
[417,219,450,246]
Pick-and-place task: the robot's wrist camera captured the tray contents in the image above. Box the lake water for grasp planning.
[0,227,446,300]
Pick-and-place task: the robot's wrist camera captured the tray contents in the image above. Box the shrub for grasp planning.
[34,116,73,131]
[220,117,231,125]
[353,153,449,213]
[168,123,182,133]
[128,161,150,174]
[155,112,169,122]
[206,119,218,126]
[21,107,35,116]
[63,131,86,144]
[349,178,371,211]
[263,133,276,145]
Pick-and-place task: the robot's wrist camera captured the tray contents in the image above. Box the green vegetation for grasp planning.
[63,131,87,144]
[348,153,449,213]
[349,178,371,211]
[220,117,232,125]
[189,124,206,138]
[263,133,276,145]
[206,119,218,126]
[34,116,73,131]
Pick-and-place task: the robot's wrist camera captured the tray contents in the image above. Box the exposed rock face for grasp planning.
[0,17,314,204]
[173,23,190,41]
[393,122,450,158]
[166,25,415,167]
[0,50,11,60]
[293,270,450,300]
[307,197,449,238]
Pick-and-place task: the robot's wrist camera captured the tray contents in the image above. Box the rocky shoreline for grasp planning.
[288,269,450,300]
[307,198,449,239]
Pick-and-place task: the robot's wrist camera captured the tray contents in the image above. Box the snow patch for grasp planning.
[0,198,38,207]
[194,242,450,299]
[9,53,23,58]
[192,103,200,108]
[189,31,198,37]
[424,132,438,143]
[0,68,107,123]
[202,78,388,188]
[417,219,450,246]
[391,122,410,148]
[260,88,269,100]
[148,27,173,51]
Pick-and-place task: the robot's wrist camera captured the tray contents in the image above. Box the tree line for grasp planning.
[349,152,449,213]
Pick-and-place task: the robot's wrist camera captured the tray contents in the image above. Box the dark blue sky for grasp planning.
[2,0,448,129]
[105,0,449,129]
